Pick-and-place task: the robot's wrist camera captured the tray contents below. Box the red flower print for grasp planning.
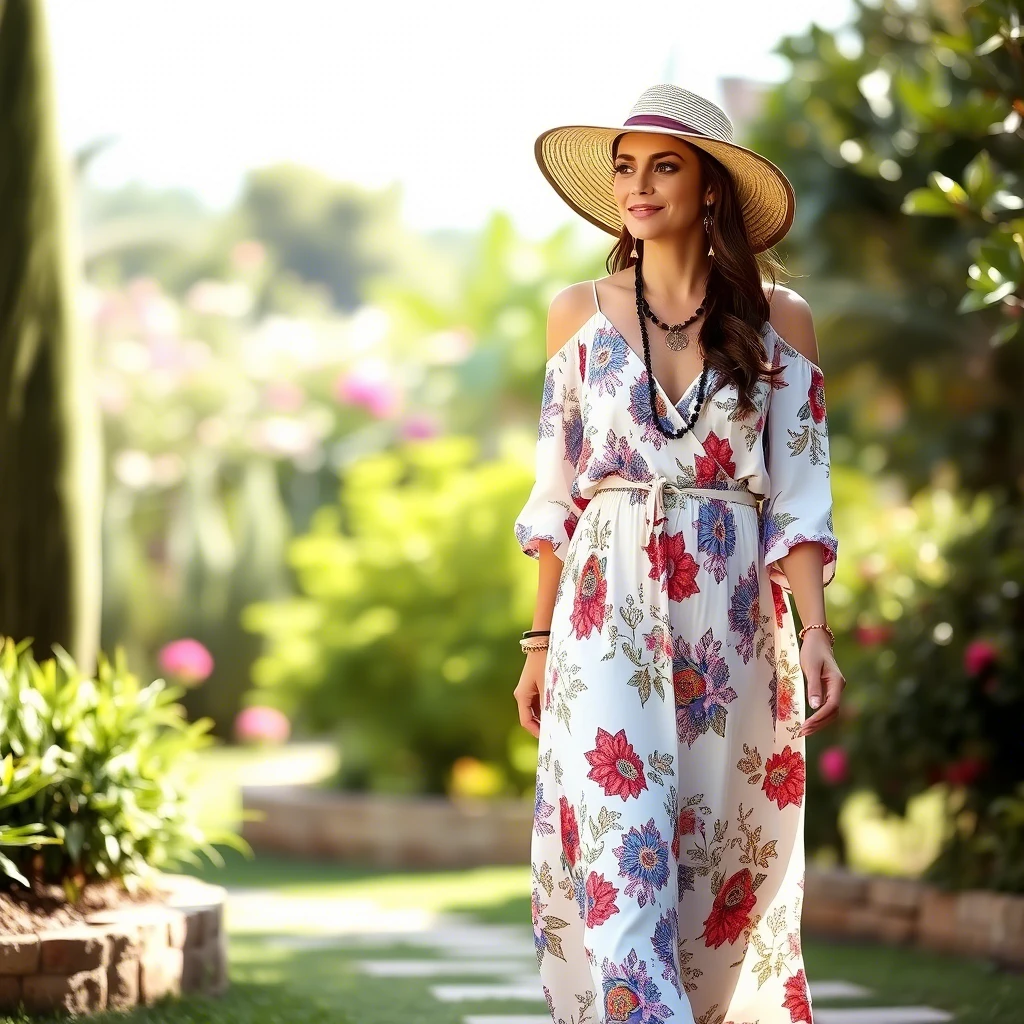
[644,530,700,602]
[585,871,620,928]
[560,796,580,869]
[776,672,795,723]
[672,805,697,859]
[564,512,579,541]
[772,580,787,628]
[763,745,805,809]
[700,867,757,948]
[808,367,826,424]
[672,663,707,707]
[584,726,648,800]
[782,968,812,1023]
[578,340,587,381]
[570,552,607,639]
[694,430,735,483]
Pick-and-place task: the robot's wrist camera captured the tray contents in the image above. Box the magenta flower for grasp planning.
[963,639,998,677]
[399,413,438,440]
[234,706,291,745]
[818,746,848,786]
[332,363,401,419]
[158,638,214,686]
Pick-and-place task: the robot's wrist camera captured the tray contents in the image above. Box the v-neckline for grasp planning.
[594,309,711,415]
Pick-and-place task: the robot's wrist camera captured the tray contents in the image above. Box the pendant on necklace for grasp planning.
[666,328,689,351]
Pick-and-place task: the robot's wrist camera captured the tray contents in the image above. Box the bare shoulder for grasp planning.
[546,280,599,359]
[762,282,820,365]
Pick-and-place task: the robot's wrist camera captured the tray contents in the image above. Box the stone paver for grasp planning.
[812,980,874,999]
[816,1009,953,1024]
[355,959,536,977]
[463,1018,549,1024]
[432,980,543,1002]
[227,886,957,1024]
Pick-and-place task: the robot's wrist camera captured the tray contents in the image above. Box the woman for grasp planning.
[513,84,845,1024]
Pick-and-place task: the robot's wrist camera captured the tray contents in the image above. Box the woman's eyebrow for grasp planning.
[614,151,684,161]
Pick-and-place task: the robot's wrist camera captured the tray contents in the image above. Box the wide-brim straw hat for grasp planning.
[535,83,795,254]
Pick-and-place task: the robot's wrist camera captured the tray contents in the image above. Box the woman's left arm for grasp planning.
[778,541,845,737]
[763,288,845,737]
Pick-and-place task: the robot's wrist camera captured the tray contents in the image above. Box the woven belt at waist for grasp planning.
[591,472,761,508]
[585,473,764,663]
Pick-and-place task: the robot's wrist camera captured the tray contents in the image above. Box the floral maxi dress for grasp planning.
[514,281,839,1024]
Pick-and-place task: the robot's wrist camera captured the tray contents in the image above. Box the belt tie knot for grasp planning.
[645,472,671,549]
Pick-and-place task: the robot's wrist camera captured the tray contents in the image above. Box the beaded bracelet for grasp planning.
[798,622,834,646]
[521,639,549,654]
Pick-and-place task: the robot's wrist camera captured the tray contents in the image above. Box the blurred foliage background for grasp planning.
[3,0,1023,893]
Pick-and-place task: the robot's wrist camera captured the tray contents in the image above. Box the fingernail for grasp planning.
[809,695,821,709]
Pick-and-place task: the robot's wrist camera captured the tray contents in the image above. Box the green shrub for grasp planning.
[244,436,542,796]
[0,751,62,887]
[0,637,247,895]
[837,487,1024,891]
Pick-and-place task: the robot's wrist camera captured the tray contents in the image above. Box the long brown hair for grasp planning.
[606,135,787,419]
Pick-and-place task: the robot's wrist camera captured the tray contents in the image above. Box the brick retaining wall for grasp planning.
[242,784,534,866]
[803,866,1024,969]
[0,874,227,1016]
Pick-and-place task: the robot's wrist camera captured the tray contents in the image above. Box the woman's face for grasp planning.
[612,131,712,243]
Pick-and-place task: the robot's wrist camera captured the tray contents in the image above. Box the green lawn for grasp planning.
[5,849,1023,1024]
[3,745,1020,1023]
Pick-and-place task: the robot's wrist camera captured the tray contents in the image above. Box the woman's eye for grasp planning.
[613,162,677,174]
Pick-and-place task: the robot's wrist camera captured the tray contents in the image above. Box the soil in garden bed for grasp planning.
[0,877,174,934]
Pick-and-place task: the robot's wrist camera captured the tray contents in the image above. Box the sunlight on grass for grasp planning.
[841,786,947,876]
[187,742,339,834]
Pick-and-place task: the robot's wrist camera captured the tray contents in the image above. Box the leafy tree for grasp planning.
[748,0,1023,495]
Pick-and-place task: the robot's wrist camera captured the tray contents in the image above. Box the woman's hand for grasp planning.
[515,650,549,739]
[798,630,845,737]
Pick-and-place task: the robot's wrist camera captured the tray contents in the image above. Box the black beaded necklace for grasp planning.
[634,252,711,440]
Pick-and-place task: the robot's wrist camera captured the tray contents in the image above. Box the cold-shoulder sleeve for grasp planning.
[761,335,838,592]
[513,339,585,561]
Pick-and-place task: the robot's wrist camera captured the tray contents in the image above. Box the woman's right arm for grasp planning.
[513,284,593,738]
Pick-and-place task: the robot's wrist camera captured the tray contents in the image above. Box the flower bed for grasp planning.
[0,874,226,1016]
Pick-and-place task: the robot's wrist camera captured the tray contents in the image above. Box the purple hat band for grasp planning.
[623,113,705,137]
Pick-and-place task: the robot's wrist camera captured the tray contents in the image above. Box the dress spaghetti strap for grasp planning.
[591,279,600,314]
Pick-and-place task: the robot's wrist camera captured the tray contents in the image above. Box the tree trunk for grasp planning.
[0,0,102,668]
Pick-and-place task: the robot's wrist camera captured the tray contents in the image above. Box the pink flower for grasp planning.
[818,746,848,786]
[963,639,998,677]
[854,623,892,647]
[944,757,987,788]
[332,362,401,419]
[263,380,306,412]
[230,239,266,272]
[158,639,214,686]
[234,706,290,745]
[399,413,438,440]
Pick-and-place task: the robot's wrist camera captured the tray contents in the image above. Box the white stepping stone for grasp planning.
[432,980,543,1002]
[811,980,874,999]
[815,1008,953,1024]
[464,1018,551,1024]
[354,959,538,977]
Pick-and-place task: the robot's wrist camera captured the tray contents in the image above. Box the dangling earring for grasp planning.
[629,235,639,260]
[703,201,715,258]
